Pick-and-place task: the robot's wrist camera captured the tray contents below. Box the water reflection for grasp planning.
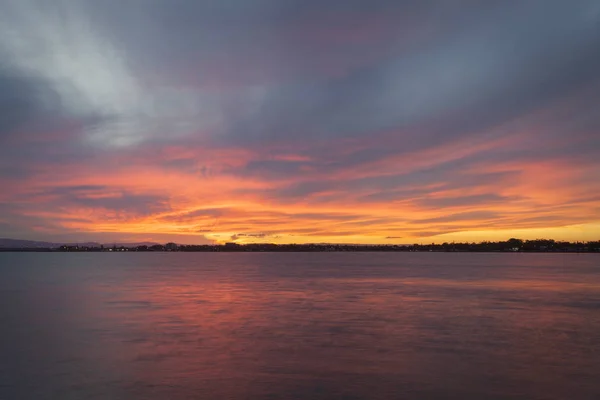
[1,252,599,399]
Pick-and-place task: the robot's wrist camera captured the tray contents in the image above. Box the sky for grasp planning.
[1,0,599,245]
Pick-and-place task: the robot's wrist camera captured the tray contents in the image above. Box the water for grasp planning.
[0,252,599,400]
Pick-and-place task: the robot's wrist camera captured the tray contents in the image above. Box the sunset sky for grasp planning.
[1,0,599,244]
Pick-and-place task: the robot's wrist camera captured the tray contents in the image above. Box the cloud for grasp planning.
[160,208,230,222]
[413,211,501,224]
[0,72,52,138]
[230,233,268,241]
[417,194,522,209]
[0,0,233,148]
[0,0,599,243]
[17,185,172,223]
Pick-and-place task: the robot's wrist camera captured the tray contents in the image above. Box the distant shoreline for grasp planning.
[1,239,599,254]
[1,249,598,253]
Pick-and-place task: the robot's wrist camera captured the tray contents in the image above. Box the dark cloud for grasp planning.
[31,185,171,218]
[43,185,110,195]
[160,208,229,223]
[3,1,600,148]
[70,196,169,218]
[0,69,97,179]
[239,159,312,180]
[0,71,59,139]
[413,211,501,224]
[0,202,92,238]
[417,194,521,209]
[216,0,600,148]
[0,73,36,137]
[234,161,521,205]
[230,233,268,241]
[164,208,380,225]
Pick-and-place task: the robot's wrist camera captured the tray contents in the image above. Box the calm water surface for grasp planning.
[0,252,599,399]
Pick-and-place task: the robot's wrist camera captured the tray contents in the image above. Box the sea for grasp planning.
[0,252,599,400]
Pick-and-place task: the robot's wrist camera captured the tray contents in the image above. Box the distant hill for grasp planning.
[0,238,159,249]
[0,238,58,248]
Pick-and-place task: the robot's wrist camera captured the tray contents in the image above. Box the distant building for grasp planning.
[165,242,178,251]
